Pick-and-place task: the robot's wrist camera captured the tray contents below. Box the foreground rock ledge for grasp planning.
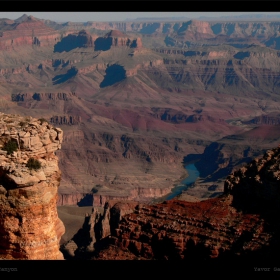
[0,113,64,260]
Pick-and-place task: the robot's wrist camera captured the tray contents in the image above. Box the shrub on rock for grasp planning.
[3,140,18,155]
[26,158,42,170]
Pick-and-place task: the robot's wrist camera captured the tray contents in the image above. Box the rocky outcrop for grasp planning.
[60,201,138,258]
[77,63,107,74]
[0,59,53,76]
[50,115,81,126]
[57,192,88,206]
[66,195,274,260]
[94,30,142,51]
[224,144,280,214]
[93,197,273,260]
[245,113,280,125]
[12,92,76,102]
[0,113,64,259]
[151,108,225,124]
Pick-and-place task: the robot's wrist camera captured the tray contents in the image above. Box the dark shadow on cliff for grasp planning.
[164,36,176,47]
[52,68,78,85]
[211,23,222,35]
[94,37,112,51]
[77,193,93,206]
[233,51,250,60]
[177,21,191,35]
[265,36,280,50]
[100,64,126,88]
[54,34,91,53]
[140,23,161,34]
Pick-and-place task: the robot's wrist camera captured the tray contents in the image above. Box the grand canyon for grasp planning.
[0,13,280,264]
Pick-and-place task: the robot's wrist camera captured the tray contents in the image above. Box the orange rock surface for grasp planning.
[0,113,64,259]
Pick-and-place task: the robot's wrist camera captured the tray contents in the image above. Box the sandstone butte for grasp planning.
[0,112,64,260]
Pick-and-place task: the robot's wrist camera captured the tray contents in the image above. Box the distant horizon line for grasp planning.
[3,12,280,23]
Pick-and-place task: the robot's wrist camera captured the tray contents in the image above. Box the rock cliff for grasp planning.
[93,198,273,260]
[224,144,280,214]
[63,145,280,260]
[94,30,142,51]
[0,112,64,259]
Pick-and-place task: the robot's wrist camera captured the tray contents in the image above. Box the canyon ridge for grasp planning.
[0,14,280,261]
[1,15,280,205]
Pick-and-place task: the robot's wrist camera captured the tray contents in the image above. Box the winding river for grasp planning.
[165,164,200,200]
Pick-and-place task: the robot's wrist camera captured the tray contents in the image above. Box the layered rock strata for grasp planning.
[0,112,64,260]
[0,16,60,50]
[91,198,273,260]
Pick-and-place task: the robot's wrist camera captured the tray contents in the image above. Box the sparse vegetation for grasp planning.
[26,158,42,170]
[2,140,18,155]
[38,118,48,124]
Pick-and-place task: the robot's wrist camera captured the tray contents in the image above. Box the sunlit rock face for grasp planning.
[0,113,64,260]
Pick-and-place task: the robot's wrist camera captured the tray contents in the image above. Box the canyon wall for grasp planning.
[0,113,64,259]
[61,144,280,260]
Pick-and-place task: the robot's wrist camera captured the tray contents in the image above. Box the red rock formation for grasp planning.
[57,184,173,207]
[12,92,76,102]
[0,113,64,259]
[91,196,273,260]
[50,115,82,126]
[60,201,138,257]
[59,145,280,260]
[245,113,280,125]
[100,30,142,49]
[106,30,126,38]
[0,16,60,50]
[57,192,88,206]
[0,59,53,76]
[92,186,173,207]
